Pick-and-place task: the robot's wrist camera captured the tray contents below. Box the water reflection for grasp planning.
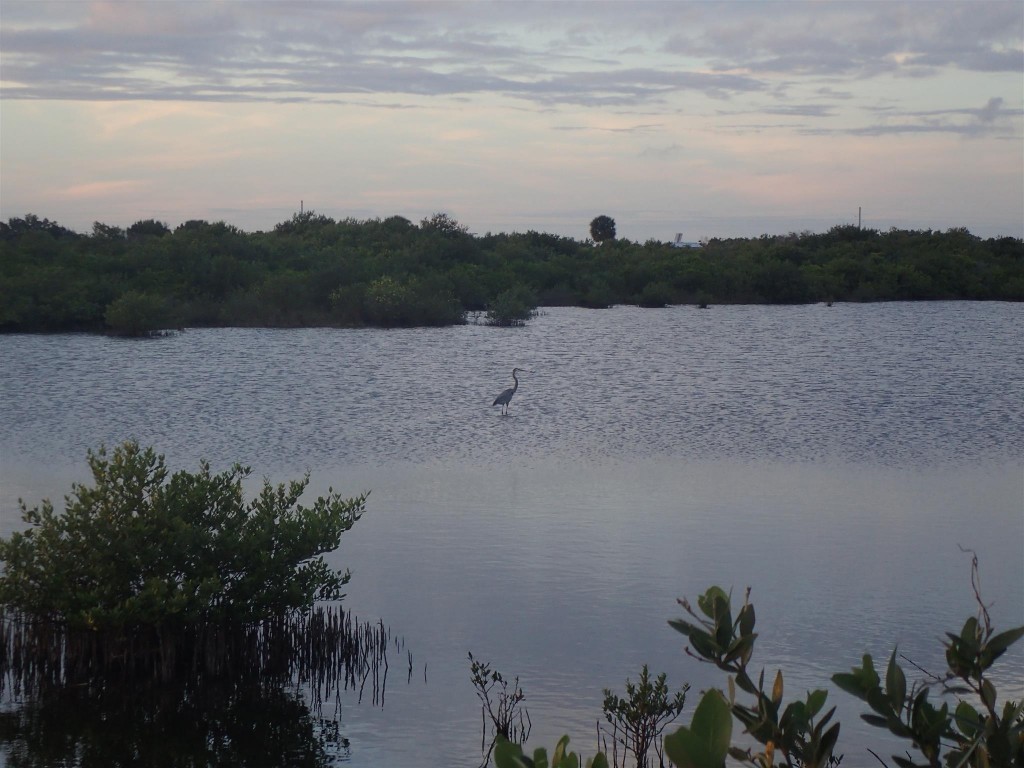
[0,682,350,767]
[0,582,400,767]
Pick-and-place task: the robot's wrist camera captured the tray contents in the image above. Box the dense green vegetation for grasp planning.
[0,441,380,694]
[0,441,364,628]
[0,442,395,766]
[2,212,1021,334]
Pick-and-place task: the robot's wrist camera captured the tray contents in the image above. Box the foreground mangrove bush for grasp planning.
[0,440,364,628]
[0,441,397,715]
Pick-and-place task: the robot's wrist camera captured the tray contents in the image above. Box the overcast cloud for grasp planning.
[1,1,1021,238]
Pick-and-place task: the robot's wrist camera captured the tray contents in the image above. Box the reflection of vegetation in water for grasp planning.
[0,605,396,704]
[0,681,351,767]
[0,604,397,766]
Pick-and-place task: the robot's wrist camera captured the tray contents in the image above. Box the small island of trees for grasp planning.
[1,212,1021,335]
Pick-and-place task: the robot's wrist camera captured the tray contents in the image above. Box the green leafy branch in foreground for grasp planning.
[667,568,1023,768]
[495,559,1021,768]
[667,586,840,768]
[832,553,1024,768]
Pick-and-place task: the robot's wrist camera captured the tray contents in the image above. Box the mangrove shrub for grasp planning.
[104,289,177,336]
[601,665,688,768]
[486,287,538,326]
[0,441,365,628]
[667,568,1023,767]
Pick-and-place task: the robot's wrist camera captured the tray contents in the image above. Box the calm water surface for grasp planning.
[1,303,1022,766]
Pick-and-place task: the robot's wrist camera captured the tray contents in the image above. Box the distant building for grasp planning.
[672,232,702,248]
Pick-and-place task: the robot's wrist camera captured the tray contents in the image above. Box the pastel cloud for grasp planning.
[0,1,1020,239]
[58,179,146,200]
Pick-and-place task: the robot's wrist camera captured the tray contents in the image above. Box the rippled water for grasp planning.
[1,302,1022,766]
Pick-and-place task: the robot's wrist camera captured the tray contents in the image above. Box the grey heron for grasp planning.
[492,368,533,415]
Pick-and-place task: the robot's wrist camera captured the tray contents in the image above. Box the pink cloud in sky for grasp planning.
[57,179,146,200]
[0,1,1020,239]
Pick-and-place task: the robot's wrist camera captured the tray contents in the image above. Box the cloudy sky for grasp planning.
[1,1,1022,241]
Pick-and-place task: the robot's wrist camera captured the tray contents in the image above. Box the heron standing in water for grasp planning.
[492,367,534,415]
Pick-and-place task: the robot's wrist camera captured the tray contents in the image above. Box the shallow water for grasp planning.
[1,302,1022,766]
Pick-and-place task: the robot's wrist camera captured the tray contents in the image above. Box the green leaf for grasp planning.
[663,689,732,768]
[985,625,1024,662]
[781,700,807,731]
[806,689,828,717]
[923,701,950,744]
[832,654,879,699]
[734,670,759,696]
[959,617,980,652]
[551,735,568,765]
[831,674,861,698]
[980,679,996,710]
[689,630,724,660]
[668,618,701,637]
[738,602,755,637]
[714,597,733,649]
[953,701,981,737]
[723,633,757,664]
[551,735,576,768]
[697,586,730,619]
[494,738,529,768]
[866,686,895,717]
[817,722,841,764]
[1001,699,1024,723]
[886,648,907,710]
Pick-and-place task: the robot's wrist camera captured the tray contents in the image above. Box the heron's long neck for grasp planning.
[511,371,519,391]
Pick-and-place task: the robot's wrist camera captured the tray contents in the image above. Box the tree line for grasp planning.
[1,212,1021,335]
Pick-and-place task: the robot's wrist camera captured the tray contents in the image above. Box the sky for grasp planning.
[1,1,1022,242]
